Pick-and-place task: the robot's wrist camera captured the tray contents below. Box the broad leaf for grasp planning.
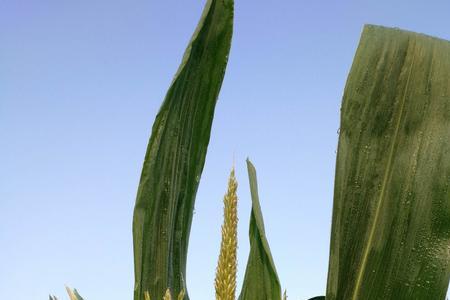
[132,1,233,300]
[326,25,450,300]
[238,159,282,300]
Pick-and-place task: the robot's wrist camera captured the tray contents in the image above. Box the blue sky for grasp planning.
[1,1,449,299]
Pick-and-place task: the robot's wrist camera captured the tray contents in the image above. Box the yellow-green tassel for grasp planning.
[214,168,238,300]
[163,288,172,300]
[144,291,151,300]
[177,289,185,300]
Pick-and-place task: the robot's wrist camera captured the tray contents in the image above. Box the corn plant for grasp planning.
[131,21,449,299]
[50,1,450,299]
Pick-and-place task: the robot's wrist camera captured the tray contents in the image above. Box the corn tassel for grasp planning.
[215,168,238,300]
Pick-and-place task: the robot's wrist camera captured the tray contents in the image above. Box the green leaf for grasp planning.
[307,297,325,300]
[238,159,282,300]
[132,1,233,300]
[326,25,450,300]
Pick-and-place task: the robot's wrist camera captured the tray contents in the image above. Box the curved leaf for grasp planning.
[238,159,282,300]
[326,25,450,300]
[132,1,233,300]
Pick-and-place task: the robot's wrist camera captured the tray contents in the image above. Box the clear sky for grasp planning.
[1,1,449,299]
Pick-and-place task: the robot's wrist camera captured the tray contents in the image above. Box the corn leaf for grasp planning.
[326,25,450,300]
[65,287,84,300]
[72,290,84,300]
[238,159,282,300]
[132,1,233,300]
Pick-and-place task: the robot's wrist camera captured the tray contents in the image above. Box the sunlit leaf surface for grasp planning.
[326,25,450,300]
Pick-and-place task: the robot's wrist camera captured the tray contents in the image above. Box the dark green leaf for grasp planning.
[132,1,233,300]
[326,25,450,300]
[238,159,282,300]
